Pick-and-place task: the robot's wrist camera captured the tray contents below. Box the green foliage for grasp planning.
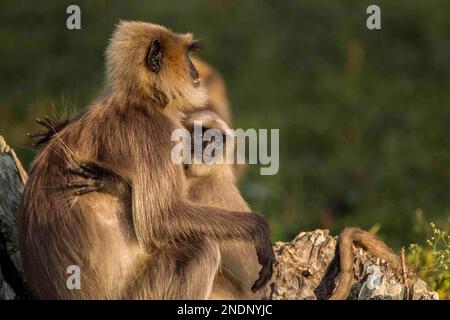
[407,220,450,299]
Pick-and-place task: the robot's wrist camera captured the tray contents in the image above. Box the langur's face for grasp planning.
[146,30,202,88]
[106,21,207,109]
[183,110,232,178]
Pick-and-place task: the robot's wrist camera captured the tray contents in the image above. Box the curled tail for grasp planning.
[329,227,401,300]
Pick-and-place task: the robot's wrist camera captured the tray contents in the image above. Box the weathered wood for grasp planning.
[0,135,439,300]
[268,229,438,300]
[0,135,30,299]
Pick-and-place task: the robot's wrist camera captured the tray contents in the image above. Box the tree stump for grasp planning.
[0,135,439,300]
[0,136,30,299]
[268,229,438,300]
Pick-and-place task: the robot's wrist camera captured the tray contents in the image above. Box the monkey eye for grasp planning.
[187,40,203,52]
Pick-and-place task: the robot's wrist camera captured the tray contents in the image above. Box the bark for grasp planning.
[268,229,438,300]
[0,135,438,300]
[0,136,30,299]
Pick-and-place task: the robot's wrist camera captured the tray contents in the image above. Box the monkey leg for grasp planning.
[124,239,221,300]
[329,227,402,300]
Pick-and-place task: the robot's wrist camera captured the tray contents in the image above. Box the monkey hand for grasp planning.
[27,116,69,147]
[251,216,275,293]
[66,162,127,196]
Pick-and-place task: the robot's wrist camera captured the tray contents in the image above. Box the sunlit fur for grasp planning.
[190,58,246,178]
[105,21,207,113]
[183,110,266,299]
[18,21,274,300]
[191,58,231,124]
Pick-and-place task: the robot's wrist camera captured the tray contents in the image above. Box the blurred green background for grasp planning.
[0,0,449,249]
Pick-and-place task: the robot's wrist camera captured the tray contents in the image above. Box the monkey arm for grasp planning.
[63,153,271,285]
[128,166,274,292]
[127,176,274,292]
[64,160,273,291]
[159,202,274,292]
[102,109,269,248]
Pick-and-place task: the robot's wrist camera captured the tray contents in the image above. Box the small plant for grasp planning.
[407,222,450,300]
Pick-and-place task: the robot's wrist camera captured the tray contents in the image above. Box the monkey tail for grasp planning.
[329,227,402,300]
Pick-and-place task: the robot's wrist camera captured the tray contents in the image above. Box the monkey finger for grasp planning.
[65,180,94,189]
[68,167,98,179]
[43,115,57,128]
[35,118,54,131]
[80,163,104,175]
[33,137,51,147]
[251,262,273,293]
[93,181,107,191]
[36,116,57,131]
[80,163,115,177]
[251,272,268,293]
[252,238,275,292]
[74,185,101,196]
[27,131,48,138]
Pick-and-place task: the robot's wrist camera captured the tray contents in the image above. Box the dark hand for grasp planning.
[251,216,275,292]
[66,162,117,196]
[27,116,69,147]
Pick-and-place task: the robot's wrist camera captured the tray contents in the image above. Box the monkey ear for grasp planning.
[147,39,162,74]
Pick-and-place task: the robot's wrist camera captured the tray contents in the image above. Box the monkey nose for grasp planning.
[193,79,200,88]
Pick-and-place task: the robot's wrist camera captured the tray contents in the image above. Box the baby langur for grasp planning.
[183,111,265,299]
[19,21,274,300]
